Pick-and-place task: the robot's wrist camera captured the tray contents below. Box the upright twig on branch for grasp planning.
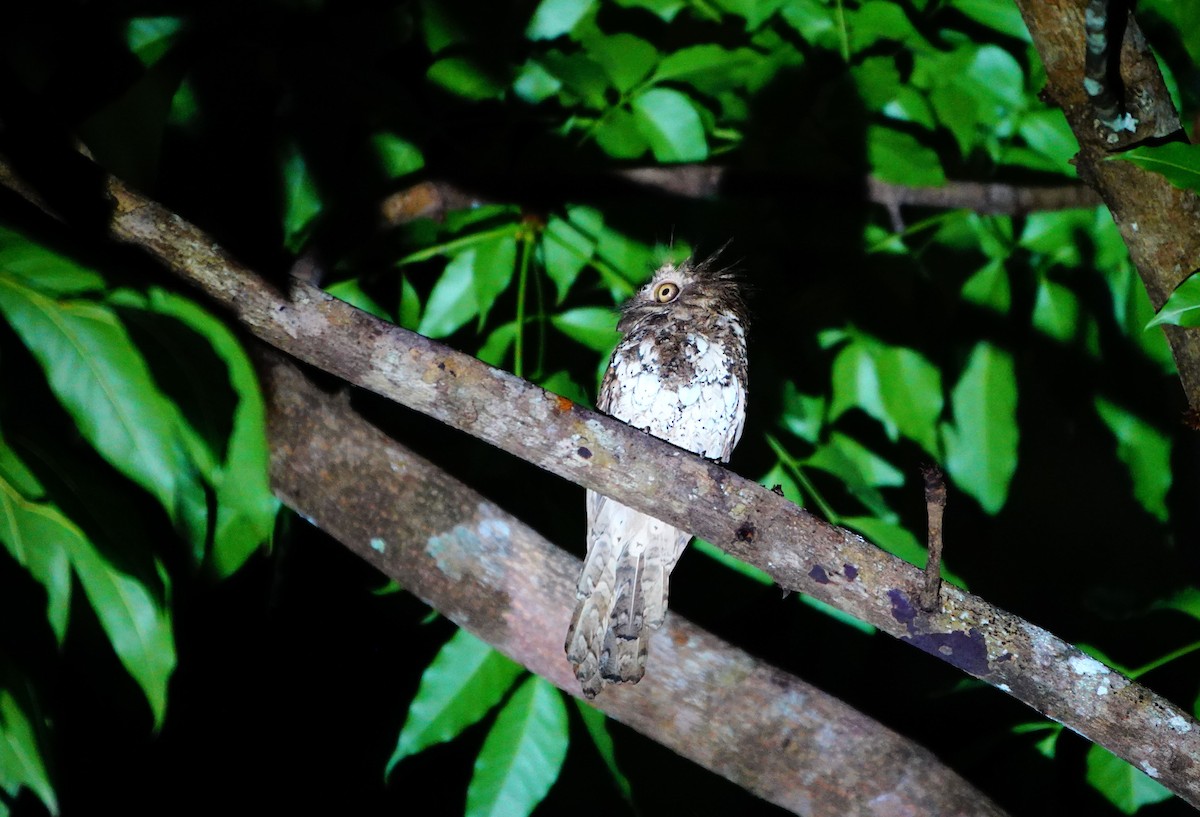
[1,148,1196,807]
[919,465,947,613]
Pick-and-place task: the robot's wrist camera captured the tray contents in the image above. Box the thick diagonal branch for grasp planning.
[263,354,1004,817]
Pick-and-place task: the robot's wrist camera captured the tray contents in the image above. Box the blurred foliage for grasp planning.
[1,0,1199,816]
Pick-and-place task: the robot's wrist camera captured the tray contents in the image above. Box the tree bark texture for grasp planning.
[1015,0,1200,412]
[263,354,1007,817]
[1,157,1192,806]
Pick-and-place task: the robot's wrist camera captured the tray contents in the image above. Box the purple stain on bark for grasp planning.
[809,565,830,584]
[843,564,858,580]
[577,447,592,459]
[888,588,991,677]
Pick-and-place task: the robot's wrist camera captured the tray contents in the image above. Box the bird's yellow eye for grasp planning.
[654,282,680,303]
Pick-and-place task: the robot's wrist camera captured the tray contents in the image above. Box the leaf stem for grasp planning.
[514,230,532,379]
[764,434,840,523]
[395,225,517,267]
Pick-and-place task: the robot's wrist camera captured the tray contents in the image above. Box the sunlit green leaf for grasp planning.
[428,57,506,100]
[67,530,176,726]
[513,60,563,104]
[387,629,524,773]
[1032,276,1081,342]
[418,251,480,338]
[829,334,943,455]
[125,16,184,66]
[538,370,589,406]
[280,143,322,253]
[1085,744,1173,814]
[0,226,106,297]
[399,274,422,330]
[0,438,72,643]
[779,381,825,443]
[0,275,206,545]
[526,0,595,40]
[371,133,425,179]
[946,0,1029,40]
[867,126,945,186]
[941,343,1018,514]
[1146,272,1200,328]
[849,0,919,51]
[551,307,620,352]
[612,0,685,22]
[759,462,804,506]
[473,234,519,329]
[593,108,650,159]
[132,289,278,576]
[478,321,518,367]
[1017,109,1078,174]
[779,0,840,50]
[652,45,757,95]
[961,259,1011,313]
[0,689,58,815]
[466,676,568,817]
[542,216,593,304]
[1113,142,1200,192]
[805,433,899,520]
[631,88,708,163]
[693,537,773,585]
[540,50,609,108]
[584,32,657,93]
[574,701,633,803]
[327,279,391,321]
[1094,398,1172,522]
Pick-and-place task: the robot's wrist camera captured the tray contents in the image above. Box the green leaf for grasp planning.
[550,307,620,352]
[804,432,900,520]
[540,51,609,108]
[326,279,392,321]
[1032,276,1081,342]
[652,45,757,96]
[538,370,589,406]
[584,33,658,94]
[526,0,596,40]
[125,16,184,66]
[473,234,519,329]
[371,133,425,179]
[1113,142,1200,193]
[428,57,506,101]
[799,593,876,634]
[418,251,480,338]
[844,515,967,587]
[867,126,945,186]
[611,0,685,22]
[779,0,840,50]
[693,537,773,584]
[961,259,1011,313]
[631,88,708,163]
[399,274,422,330]
[541,216,593,304]
[713,0,787,30]
[593,108,651,160]
[779,381,825,443]
[759,462,805,506]
[478,321,518,367]
[0,690,58,814]
[1146,271,1200,328]
[134,289,278,576]
[67,531,176,726]
[849,0,919,51]
[1094,398,1172,522]
[513,60,563,104]
[0,225,106,297]
[0,275,205,543]
[829,334,943,455]
[466,676,569,817]
[0,438,72,643]
[387,629,524,773]
[574,701,633,803]
[1016,109,1078,174]
[280,143,322,254]
[946,0,1030,40]
[1085,744,1173,814]
[940,343,1019,514]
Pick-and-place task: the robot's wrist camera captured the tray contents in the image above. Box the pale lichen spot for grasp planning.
[1167,715,1193,734]
[1068,654,1109,677]
[1140,761,1160,779]
[370,537,387,553]
[997,683,1011,693]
